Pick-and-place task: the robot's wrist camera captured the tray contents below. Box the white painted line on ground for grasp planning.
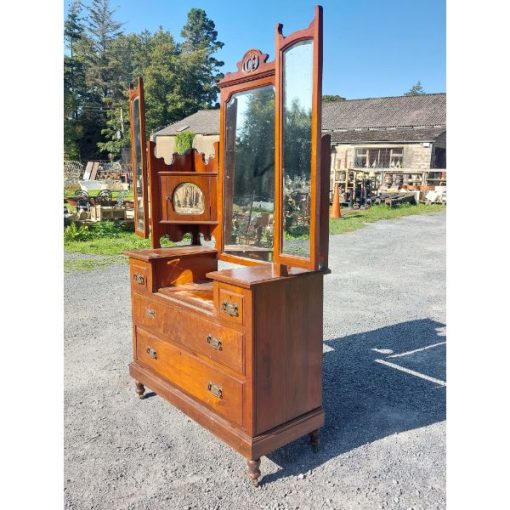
[387,341,446,359]
[374,358,447,387]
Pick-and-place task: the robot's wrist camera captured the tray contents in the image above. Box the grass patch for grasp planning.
[65,233,173,257]
[329,203,445,235]
[64,256,126,273]
[64,204,444,267]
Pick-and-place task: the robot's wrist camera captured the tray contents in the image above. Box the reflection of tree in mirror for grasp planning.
[227,86,275,249]
[283,98,312,241]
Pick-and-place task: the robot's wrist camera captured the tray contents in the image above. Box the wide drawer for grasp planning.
[135,326,243,426]
[155,295,244,374]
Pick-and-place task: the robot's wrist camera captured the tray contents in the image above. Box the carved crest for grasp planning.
[241,50,261,73]
[219,49,273,87]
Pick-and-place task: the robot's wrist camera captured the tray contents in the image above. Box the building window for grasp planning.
[433,148,446,168]
[354,147,404,169]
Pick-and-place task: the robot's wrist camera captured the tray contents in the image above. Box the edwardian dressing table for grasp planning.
[125,6,330,486]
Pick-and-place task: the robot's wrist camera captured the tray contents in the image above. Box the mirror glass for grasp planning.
[281,40,313,258]
[173,183,205,215]
[224,85,275,262]
[132,97,145,232]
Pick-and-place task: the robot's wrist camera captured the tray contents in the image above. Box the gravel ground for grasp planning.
[65,211,446,510]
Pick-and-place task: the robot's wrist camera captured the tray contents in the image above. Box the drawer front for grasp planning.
[130,261,150,294]
[132,293,165,334]
[161,305,244,374]
[217,286,244,325]
[135,327,243,426]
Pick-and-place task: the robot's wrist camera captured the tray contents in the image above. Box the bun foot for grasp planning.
[310,429,320,453]
[247,458,261,487]
[135,381,145,399]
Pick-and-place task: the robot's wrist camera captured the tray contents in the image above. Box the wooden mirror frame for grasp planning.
[216,50,276,267]
[129,77,150,238]
[273,6,326,271]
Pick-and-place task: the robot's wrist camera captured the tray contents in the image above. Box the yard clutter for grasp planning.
[64,188,134,225]
[332,169,447,209]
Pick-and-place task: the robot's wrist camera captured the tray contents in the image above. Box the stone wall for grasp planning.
[330,142,434,185]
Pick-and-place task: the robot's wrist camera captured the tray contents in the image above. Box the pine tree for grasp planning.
[79,0,125,157]
[404,81,426,96]
[83,0,123,99]
[141,29,180,134]
[64,1,87,159]
[172,8,224,117]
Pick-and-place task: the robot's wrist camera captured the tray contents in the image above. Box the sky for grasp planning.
[69,0,446,99]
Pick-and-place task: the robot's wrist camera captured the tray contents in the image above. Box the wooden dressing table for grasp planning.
[126,6,330,486]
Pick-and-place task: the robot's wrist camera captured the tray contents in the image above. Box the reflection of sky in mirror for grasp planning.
[284,41,313,113]
[228,91,251,134]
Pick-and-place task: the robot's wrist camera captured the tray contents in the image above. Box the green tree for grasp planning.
[62,5,225,160]
[64,0,87,159]
[78,0,126,157]
[322,94,346,102]
[404,81,426,96]
[169,8,224,119]
[141,29,180,134]
[82,0,123,99]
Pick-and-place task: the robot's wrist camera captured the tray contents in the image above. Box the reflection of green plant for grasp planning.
[175,130,195,154]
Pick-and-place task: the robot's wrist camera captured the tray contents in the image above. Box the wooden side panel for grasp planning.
[252,273,323,434]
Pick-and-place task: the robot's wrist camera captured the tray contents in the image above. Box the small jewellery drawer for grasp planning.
[129,261,150,294]
[160,302,244,374]
[217,286,244,326]
[135,327,243,426]
[132,293,164,334]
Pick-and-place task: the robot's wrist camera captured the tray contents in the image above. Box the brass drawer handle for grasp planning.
[133,272,145,285]
[206,335,222,351]
[207,382,223,399]
[146,347,157,359]
[146,308,155,319]
[221,300,239,318]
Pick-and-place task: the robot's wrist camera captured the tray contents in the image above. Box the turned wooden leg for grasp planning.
[135,381,145,399]
[247,458,261,487]
[310,429,320,453]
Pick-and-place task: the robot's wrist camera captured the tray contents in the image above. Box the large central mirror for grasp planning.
[281,40,313,259]
[223,85,275,262]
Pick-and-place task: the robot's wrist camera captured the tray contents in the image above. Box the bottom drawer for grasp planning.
[135,327,243,426]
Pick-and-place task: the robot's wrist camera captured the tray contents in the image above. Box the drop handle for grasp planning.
[206,335,222,351]
[146,347,157,359]
[221,300,239,317]
[133,273,145,285]
[207,382,223,399]
[146,308,155,319]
